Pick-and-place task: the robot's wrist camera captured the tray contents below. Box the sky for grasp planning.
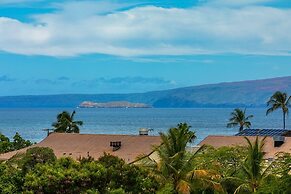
[0,0,291,96]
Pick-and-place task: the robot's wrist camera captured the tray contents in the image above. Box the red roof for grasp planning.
[0,133,161,163]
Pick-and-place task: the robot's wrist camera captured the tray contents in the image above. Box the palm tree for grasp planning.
[233,136,271,193]
[150,123,196,193]
[138,123,221,194]
[52,110,83,133]
[227,108,254,133]
[266,91,291,129]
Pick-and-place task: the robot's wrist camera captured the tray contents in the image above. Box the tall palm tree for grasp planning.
[227,108,254,133]
[138,123,221,194]
[52,110,83,133]
[266,91,291,129]
[233,136,271,193]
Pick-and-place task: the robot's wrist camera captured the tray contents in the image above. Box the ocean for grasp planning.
[0,108,287,144]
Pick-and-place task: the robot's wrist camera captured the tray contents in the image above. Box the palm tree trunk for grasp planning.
[283,112,286,129]
[239,125,244,133]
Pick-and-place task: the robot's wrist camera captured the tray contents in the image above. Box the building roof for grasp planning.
[0,133,161,163]
[235,128,291,136]
[199,135,291,159]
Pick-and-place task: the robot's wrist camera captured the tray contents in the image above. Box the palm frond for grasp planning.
[266,105,279,115]
[227,122,238,128]
[244,136,253,150]
[234,183,251,194]
[227,108,253,131]
[52,111,83,133]
[176,179,191,194]
[260,162,273,181]
[245,115,254,120]
[286,95,291,107]
[244,121,252,128]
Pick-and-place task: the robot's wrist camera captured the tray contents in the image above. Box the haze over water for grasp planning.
[0,108,287,143]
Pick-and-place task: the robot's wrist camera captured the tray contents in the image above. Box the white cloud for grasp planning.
[0,1,291,57]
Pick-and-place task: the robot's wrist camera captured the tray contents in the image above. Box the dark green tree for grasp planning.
[12,132,33,150]
[98,153,158,194]
[52,110,83,133]
[266,91,291,129]
[0,133,32,154]
[23,155,157,194]
[0,133,11,154]
[24,157,104,194]
[227,108,253,132]
[21,147,57,173]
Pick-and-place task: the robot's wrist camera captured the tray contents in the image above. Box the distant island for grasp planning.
[78,101,151,108]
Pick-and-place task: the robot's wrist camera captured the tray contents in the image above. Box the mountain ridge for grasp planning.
[0,76,290,108]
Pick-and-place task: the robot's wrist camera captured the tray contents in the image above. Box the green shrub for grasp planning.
[21,147,56,173]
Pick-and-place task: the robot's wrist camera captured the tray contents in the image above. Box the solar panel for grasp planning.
[235,129,290,136]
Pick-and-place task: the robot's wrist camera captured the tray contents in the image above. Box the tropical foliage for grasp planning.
[0,132,33,154]
[1,148,158,194]
[193,145,247,178]
[266,91,291,129]
[0,122,291,193]
[258,152,291,194]
[139,123,222,194]
[227,108,253,132]
[231,136,270,193]
[21,147,57,173]
[52,110,83,133]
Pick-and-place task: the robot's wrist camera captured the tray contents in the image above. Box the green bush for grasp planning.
[21,147,57,173]
[24,158,106,194]
[0,163,24,194]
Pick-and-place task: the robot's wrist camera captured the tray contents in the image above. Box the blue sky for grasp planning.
[0,0,291,95]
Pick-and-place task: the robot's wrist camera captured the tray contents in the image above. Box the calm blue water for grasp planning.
[0,108,288,144]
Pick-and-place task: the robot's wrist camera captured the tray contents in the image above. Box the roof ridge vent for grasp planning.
[110,141,121,151]
[273,136,285,147]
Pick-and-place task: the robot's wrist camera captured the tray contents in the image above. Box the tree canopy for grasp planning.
[227,108,253,132]
[266,91,291,129]
[0,123,290,194]
[0,132,33,154]
[52,110,83,133]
